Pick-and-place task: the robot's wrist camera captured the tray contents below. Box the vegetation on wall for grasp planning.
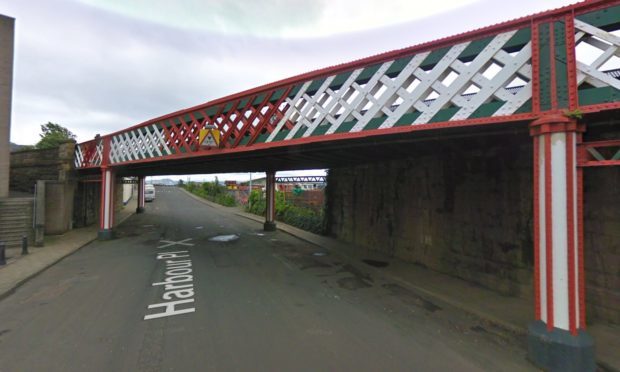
[36,122,76,149]
[246,189,325,234]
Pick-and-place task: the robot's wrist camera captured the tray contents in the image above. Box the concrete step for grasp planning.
[0,198,34,205]
[0,210,34,217]
[0,207,33,213]
[0,219,32,225]
[0,214,32,221]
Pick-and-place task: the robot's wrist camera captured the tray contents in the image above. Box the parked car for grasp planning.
[145,185,156,202]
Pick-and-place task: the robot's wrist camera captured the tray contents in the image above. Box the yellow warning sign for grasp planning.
[199,127,220,148]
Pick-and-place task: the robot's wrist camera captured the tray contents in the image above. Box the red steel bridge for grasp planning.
[75,2,619,370]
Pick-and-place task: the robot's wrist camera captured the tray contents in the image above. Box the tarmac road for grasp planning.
[0,187,535,371]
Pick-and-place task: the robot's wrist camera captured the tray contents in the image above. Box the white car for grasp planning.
[145,185,156,202]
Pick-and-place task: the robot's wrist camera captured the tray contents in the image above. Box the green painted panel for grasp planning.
[238,98,249,109]
[273,130,289,142]
[385,56,413,77]
[420,46,450,70]
[469,101,503,119]
[578,86,620,106]
[429,106,460,123]
[288,84,302,98]
[253,132,270,144]
[269,88,286,102]
[222,102,234,114]
[334,121,357,133]
[515,99,532,114]
[356,63,382,83]
[330,71,353,90]
[458,28,531,62]
[205,106,218,117]
[238,135,251,146]
[394,112,421,126]
[193,111,204,121]
[253,93,266,106]
[505,28,532,53]
[458,36,494,62]
[183,114,192,123]
[577,5,620,30]
[362,116,387,131]
[310,125,331,136]
[554,21,569,109]
[538,22,552,111]
[293,128,306,139]
[307,78,326,95]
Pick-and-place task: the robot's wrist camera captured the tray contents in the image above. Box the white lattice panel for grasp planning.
[575,19,620,91]
[109,124,172,164]
[266,29,531,143]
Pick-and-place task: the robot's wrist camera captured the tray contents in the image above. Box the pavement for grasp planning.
[0,188,617,371]
[0,198,136,300]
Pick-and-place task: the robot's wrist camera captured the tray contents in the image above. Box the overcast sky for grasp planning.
[1,0,579,180]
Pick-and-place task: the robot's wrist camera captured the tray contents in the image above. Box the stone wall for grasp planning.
[44,181,75,234]
[326,131,619,324]
[583,167,620,324]
[327,134,533,297]
[10,141,76,193]
[10,141,76,235]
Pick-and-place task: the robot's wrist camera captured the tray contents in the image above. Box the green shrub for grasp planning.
[182,181,237,207]
[246,190,324,234]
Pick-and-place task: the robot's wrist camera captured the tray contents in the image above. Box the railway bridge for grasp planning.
[73,1,620,370]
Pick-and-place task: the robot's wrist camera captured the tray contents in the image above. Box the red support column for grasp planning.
[264,171,276,231]
[527,115,594,372]
[136,176,145,214]
[98,136,114,240]
[98,166,115,240]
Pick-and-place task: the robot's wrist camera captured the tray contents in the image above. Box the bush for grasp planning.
[246,189,324,234]
[182,181,237,207]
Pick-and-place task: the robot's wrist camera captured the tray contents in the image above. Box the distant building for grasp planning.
[0,14,14,198]
[224,180,238,190]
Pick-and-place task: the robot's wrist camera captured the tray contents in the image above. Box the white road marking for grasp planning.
[157,238,194,249]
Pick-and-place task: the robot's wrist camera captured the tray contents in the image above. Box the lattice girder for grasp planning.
[73,1,620,169]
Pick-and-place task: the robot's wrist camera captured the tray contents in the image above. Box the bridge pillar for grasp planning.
[264,171,276,231]
[98,167,115,240]
[528,115,594,371]
[136,176,145,214]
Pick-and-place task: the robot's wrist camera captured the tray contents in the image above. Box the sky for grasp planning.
[0,0,581,181]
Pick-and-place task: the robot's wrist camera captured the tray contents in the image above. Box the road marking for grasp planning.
[157,238,194,249]
[144,250,196,320]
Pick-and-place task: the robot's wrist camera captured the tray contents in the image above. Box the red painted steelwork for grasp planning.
[531,21,541,114]
[578,140,620,167]
[565,13,579,110]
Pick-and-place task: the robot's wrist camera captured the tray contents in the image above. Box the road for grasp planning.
[0,187,534,371]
